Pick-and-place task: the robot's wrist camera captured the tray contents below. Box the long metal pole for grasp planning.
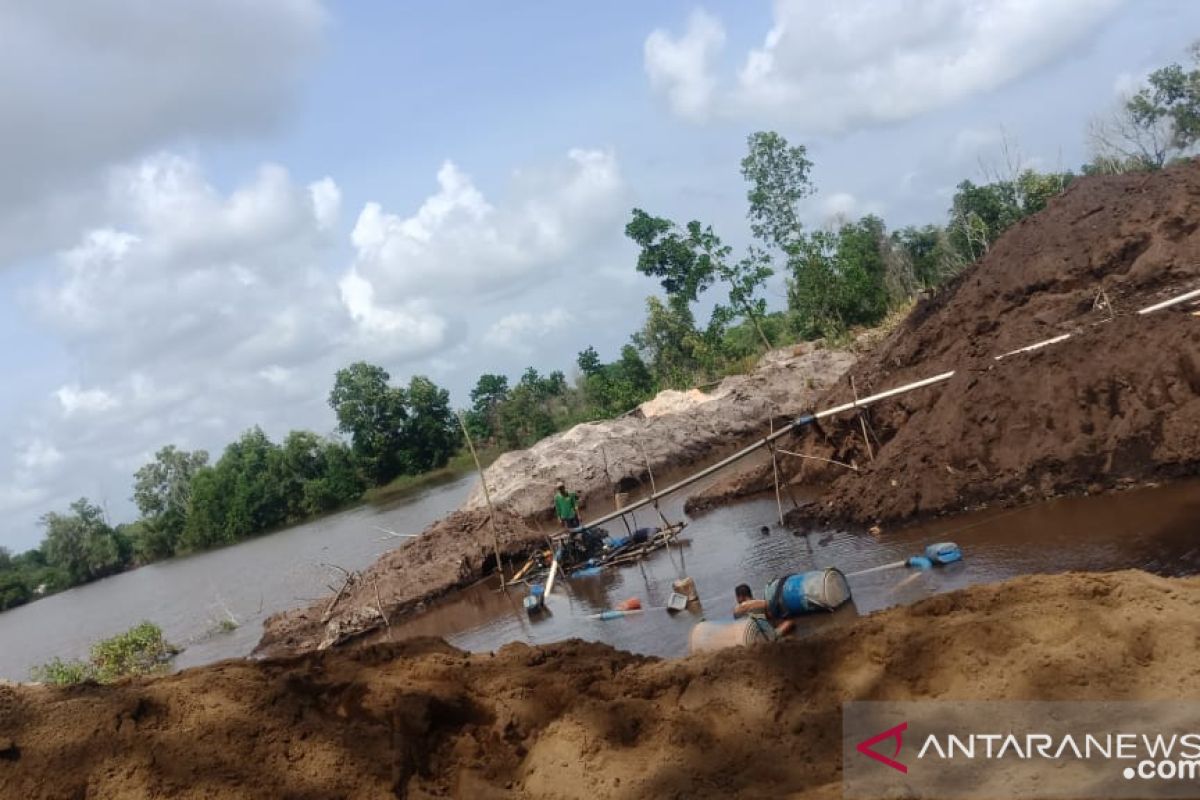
[579,370,955,529]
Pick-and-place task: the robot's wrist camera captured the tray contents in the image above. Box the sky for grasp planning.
[1,0,1197,550]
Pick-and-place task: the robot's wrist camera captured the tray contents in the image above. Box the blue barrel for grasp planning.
[925,542,962,565]
[768,568,852,618]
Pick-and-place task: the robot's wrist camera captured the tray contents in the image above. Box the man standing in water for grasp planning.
[553,481,581,529]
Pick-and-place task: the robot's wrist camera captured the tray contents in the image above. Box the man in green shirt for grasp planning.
[553,481,581,529]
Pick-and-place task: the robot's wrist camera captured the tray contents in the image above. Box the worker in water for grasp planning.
[733,583,795,637]
[553,481,581,530]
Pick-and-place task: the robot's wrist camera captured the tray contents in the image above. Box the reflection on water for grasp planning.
[387,479,1200,659]
[0,476,475,681]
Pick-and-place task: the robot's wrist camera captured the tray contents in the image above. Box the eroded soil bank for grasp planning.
[7,570,1200,799]
[690,161,1200,524]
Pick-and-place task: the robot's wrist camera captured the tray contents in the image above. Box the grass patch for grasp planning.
[363,447,503,505]
[31,621,180,685]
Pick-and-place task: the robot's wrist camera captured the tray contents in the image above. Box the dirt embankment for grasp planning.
[6,570,1200,799]
[462,344,855,521]
[256,508,547,659]
[691,161,1200,524]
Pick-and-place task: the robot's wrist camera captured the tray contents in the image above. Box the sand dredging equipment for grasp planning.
[689,542,962,653]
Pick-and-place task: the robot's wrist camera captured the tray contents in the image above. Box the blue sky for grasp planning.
[1,0,1197,550]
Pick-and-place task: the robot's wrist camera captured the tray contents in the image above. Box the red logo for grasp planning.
[856,721,908,774]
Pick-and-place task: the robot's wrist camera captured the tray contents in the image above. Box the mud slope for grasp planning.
[462,344,855,521]
[257,508,547,659]
[714,161,1200,525]
[7,570,1200,799]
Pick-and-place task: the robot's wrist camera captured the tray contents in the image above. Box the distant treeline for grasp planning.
[4,46,1196,612]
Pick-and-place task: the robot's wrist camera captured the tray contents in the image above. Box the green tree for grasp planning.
[132,445,208,559]
[788,216,892,338]
[329,362,409,484]
[740,130,814,250]
[948,170,1073,261]
[1091,45,1200,171]
[403,376,461,472]
[41,499,127,586]
[632,295,703,387]
[466,373,510,442]
[625,210,722,305]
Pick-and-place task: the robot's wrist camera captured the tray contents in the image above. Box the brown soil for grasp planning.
[256,508,549,659]
[695,161,1200,526]
[6,570,1199,799]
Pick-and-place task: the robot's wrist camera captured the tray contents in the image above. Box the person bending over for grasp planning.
[733,583,795,637]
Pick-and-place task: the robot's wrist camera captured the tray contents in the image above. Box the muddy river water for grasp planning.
[390,478,1200,658]
[0,474,1197,680]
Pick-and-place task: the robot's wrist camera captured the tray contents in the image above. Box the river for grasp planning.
[0,475,474,681]
[1,475,1198,680]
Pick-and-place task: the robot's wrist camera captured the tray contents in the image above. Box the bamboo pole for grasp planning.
[994,333,1073,361]
[850,375,874,462]
[768,417,784,527]
[1137,287,1200,315]
[456,413,506,590]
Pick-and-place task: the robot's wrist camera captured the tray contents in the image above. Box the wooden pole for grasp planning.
[850,376,874,462]
[602,445,634,536]
[768,417,784,527]
[456,413,506,590]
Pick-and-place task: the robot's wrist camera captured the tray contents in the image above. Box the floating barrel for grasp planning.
[688,617,778,654]
[767,568,852,619]
[925,542,962,565]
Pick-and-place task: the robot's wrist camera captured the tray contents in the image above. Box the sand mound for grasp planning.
[256,508,548,659]
[637,388,711,417]
[698,161,1200,525]
[461,344,855,521]
[6,570,1200,799]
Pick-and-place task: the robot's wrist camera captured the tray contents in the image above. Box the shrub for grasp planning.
[31,621,179,685]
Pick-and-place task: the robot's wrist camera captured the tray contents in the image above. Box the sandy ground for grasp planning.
[6,570,1200,799]
[257,508,548,658]
[461,344,855,521]
[690,160,1200,524]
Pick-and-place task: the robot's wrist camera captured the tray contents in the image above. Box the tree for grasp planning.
[788,216,892,338]
[1090,45,1200,171]
[948,170,1073,261]
[329,362,408,484]
[632,295,703,386]
[716,247,774,350]
[625,210,721,306]
[41,499,127,586]
[132,445,208,559]
[741,131,814,251]
[403,376,461,472]
[466,373,510,441]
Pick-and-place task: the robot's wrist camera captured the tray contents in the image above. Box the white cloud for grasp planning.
[346,148,624,302]
[644,10,726,121]
[55,385,119,416]
[0,0,325,266]
[18,440,63,472]
[645,0,1127,131]
[485,308,572,354]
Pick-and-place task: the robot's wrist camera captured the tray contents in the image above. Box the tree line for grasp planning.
[2,46,1197,612]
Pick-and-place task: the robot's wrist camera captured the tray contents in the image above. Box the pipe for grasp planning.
[579,371,956,530]
[994,333,1073,361]
[1138,288,1200,315]
[544,553,560,598]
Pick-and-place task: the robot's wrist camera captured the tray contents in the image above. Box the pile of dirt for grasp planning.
[6,570,1200,799]
[461,343,855,521]
[256,508,548,659]
[693,161,1200,525]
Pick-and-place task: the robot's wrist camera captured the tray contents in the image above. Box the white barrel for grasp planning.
[688,618,776,654]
